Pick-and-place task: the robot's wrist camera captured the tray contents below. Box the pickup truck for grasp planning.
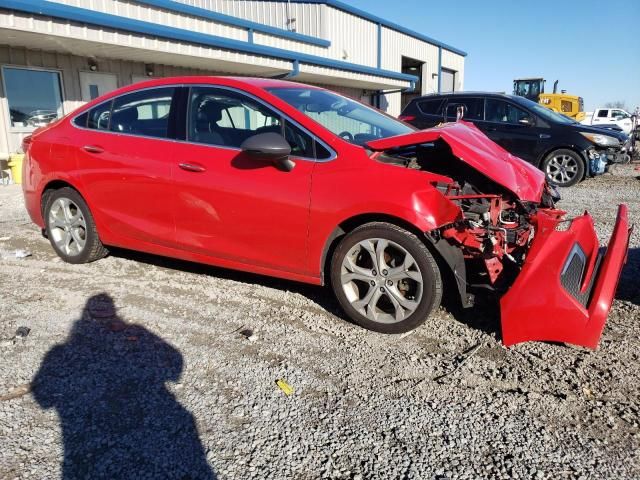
[581,108,636,135]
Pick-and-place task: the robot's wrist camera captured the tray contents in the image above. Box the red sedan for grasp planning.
[21,77,631,349]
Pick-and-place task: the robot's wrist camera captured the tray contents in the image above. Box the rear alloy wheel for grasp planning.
[44,187,108,264]
[542,149,585,187]
[330,222,442,334]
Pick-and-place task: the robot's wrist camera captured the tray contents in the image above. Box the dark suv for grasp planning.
[400,93,629,187]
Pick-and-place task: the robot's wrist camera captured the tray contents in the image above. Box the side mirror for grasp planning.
[518,117,535,126]
[240,132,295,172]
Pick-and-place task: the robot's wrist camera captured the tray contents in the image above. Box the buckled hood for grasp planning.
[366,121,546,203]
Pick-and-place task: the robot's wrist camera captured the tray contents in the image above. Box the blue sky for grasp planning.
[346,0,640,112]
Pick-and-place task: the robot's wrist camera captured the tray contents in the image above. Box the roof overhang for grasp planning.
[0,1,415,91]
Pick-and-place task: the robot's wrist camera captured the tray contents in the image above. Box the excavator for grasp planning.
[513,78,585,121]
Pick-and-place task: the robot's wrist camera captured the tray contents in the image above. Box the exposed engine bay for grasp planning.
[374,140,562,291]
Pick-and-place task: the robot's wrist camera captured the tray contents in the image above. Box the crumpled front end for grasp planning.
[366,121,631,349]
[500,205,631,349]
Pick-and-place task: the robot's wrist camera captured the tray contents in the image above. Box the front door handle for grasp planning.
[82,145,104,154]
[179,162,206,173]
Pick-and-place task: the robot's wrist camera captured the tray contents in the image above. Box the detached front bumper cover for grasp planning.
[500,204,631,350]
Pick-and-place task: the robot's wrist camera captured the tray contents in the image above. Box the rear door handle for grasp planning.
[179,162,206,173]
[82,145,104,154]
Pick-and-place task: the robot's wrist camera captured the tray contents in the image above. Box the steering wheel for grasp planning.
[338,131,354,142]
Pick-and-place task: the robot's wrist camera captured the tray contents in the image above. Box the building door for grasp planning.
[79,72,118,101]
[401,56,424,112]
[441,69,456,93]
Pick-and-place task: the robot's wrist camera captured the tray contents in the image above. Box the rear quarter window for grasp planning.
[417,99,444,115]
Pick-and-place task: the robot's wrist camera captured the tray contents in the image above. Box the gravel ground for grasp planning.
[0,165,639,479]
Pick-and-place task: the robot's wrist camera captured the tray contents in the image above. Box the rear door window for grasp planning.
[484,99,529,124]
[445,98,484,121]
[417,98,444,115]
[109,87,175,138]
[87,101,112,130]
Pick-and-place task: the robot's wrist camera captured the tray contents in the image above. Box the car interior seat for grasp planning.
[194,100,227,145]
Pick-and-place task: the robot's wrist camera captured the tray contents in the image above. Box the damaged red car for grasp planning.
[21,77,631,349]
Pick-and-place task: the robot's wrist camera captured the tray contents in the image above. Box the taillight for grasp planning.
[21,135,32,152]
[398,114,416,122]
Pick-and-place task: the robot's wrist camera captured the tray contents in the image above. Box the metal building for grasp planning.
[0,0,466,158]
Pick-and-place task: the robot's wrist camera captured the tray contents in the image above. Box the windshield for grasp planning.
[267,87,414,145]
[515,97,576,125]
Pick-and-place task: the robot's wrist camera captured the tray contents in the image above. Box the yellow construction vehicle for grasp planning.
[513,78,585,121]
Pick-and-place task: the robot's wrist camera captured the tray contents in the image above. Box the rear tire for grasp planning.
[541,149,585,187]
[44,187,108,264]
[330,222,442,334]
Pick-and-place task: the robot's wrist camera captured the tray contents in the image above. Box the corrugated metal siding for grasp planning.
[176,0,324,38]
[441,49,465,91]
[379,26,438,116]
[0,44,225,156]
[52,0,248,41]
[322,7,377,68]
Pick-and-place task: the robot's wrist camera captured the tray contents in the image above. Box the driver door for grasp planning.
[171,86,316,276]
[476,98,546,164]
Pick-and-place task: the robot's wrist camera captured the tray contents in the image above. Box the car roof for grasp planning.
[409,92,535,105]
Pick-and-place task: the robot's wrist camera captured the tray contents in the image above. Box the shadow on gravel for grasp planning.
[617,247,640,306]
[109,247,344,316]
[31,293,216,480]
[109,247,504,337]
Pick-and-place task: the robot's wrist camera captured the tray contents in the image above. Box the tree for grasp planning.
[604,101,627,109]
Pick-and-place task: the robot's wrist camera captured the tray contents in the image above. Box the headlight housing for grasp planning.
[579,132,620,147]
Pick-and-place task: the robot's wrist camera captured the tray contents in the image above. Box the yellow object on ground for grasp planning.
[276,379,294,396]
[8,154,24,184]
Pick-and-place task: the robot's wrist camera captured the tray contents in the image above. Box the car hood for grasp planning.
[366,121,546,203]
[571,123,628,140]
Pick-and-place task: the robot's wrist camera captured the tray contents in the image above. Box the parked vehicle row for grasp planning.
[21,77,630,349]
[399,92,630,187]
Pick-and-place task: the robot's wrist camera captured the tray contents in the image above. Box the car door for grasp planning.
[475,98,546,164]
[171,86,318,276]
[72,86,179,247]
[592,109,609,126]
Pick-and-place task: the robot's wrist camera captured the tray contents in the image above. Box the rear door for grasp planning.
[592,109,610,125]
[475,98,547,165]
[72,86,179,247]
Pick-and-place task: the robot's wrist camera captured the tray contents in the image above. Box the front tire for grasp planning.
[44,187,108,264]
[330,222,442,334]
[541,149,585,187]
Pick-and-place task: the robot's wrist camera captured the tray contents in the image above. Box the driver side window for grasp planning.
[188,87,282,149]
[187,87,326,159]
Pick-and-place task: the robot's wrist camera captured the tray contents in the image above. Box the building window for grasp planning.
[2,67,63,129]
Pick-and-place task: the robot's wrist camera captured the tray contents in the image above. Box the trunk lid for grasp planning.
[366,121,546,202]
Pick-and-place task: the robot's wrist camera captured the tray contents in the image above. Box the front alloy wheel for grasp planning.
[331,223,442,334]
[543,149,585,187]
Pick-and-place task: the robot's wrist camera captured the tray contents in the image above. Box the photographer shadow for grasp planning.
[32,293,216,479]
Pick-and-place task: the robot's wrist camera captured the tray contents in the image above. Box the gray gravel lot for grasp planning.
[0,165,639,479]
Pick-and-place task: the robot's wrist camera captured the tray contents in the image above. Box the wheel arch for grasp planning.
[40,179,86,218]
[319,213,468,308]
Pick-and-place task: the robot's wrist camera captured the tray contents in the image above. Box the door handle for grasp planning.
[82,145,104,154]
[179,162,206,173]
